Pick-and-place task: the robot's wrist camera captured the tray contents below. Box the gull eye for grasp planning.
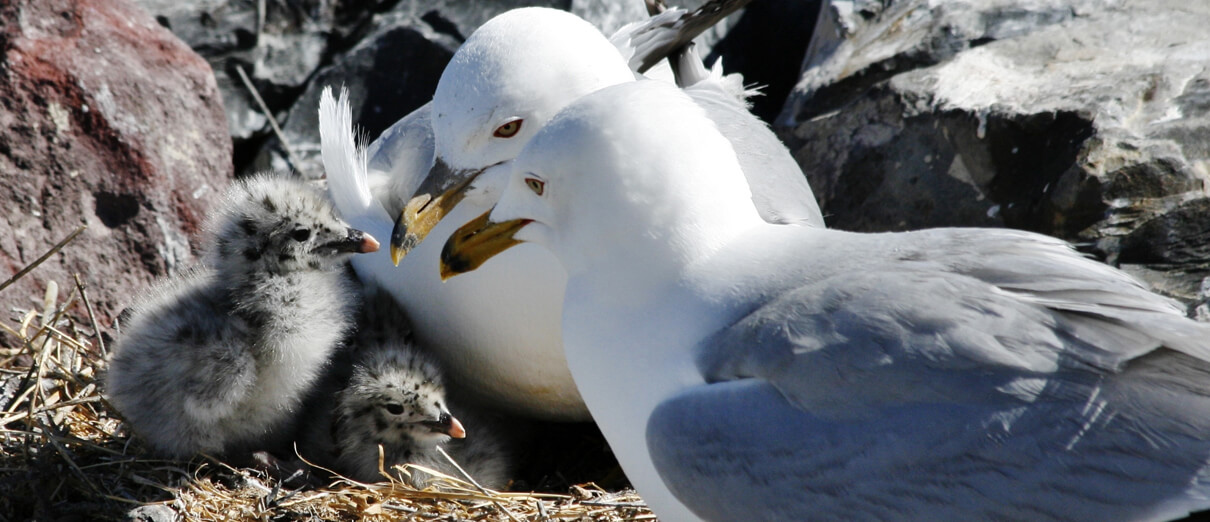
[290,228,311,242]
[384,403,404,415]
[493,119,522,138]
[525,177,545,196]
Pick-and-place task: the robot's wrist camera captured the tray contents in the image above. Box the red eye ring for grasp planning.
[493,119,523,138]
[525,177,545,195]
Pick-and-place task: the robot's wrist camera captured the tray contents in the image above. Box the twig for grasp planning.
[234,64,301,172]
[44,429,104,496]
[291,442,358,487]
[41,325,88,352]
[582,500,648,508]
[102,495,148,506]
[25,287,79,434]
[435,445,520,522]
[382,502,418,513]
[255,0,266,46]
[73,274,106,356]
[536,497,549,521]
[0,225,86,295]
[130,473,174,492]
[34,395,101,414]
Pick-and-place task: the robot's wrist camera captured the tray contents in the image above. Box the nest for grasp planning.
[0,226,655,521]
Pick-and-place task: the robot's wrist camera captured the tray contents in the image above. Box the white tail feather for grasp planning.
[320,87,373,222]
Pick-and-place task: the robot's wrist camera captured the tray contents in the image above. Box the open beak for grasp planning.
[439,209,531,281]
[328,228,380,254]
[422,412,466,439]
[389,159,483,265]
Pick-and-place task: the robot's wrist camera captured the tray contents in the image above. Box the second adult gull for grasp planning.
[322,7,823,420]
[441,80,1210,521]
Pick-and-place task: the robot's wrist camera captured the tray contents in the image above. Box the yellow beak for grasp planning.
[389,160,482,265]
[439,209,531,281]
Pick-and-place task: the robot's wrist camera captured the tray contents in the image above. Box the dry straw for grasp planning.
[0,227,655,521]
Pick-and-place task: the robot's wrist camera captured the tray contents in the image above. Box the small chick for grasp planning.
[300,328,513,489]
[105,174,379,459]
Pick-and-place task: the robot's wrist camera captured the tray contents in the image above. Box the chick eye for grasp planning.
[384,403,404,415]
[525,177,545,196]
[493,119,522,138]
[290,228,311,242]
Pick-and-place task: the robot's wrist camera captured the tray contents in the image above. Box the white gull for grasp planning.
[440,80,1210,521]
[323,6,822,421]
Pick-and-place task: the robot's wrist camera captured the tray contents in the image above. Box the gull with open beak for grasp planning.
[441,80,1210,521]
[323,5,822,421]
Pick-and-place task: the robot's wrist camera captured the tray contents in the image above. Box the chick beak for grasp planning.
[424,412,466,439]
[330,228,379,254]
[390,159,483,265]
[439,209,531,281]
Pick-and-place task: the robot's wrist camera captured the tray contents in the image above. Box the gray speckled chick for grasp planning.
[302,339,514,489]
[105,174,379,459]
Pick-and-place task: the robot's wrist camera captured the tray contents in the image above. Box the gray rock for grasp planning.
[570,0,650,37]
[125,504,179,522]
[388,0,568,42]
[133,0,338,140]
[0,0,232,347]
[250,11,461,178]
[777,0,1210,299]
[706,0,822,122]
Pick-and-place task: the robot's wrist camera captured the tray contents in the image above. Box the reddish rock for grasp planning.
[0,0,232,348]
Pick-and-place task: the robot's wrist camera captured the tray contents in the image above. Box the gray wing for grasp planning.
[648,228,1210,520]
[364,101,436,217]
[648,365,1210,521]
[678,45,825,227]
[687,85,825,227]
[701,227,1207,403]
[610,4,824,227]
[608,0,754,74]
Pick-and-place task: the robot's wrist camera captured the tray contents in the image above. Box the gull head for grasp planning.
[440,80,761,283]
[390,7,635,264]
[335,347,467,452]
[210,174,379,276]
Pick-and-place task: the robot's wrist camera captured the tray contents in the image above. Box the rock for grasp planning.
[776,0,1210,298]
[133,0,338,141]
[0,0,232,347]
[1116,197,1210,302]
[570,0,651,37]
[133,0,331,143]
[135,0,572,146]
[387,0,567,43]
[125,504,178,522]
[249,11,461,178]
[1120,198,1210,266]
[706,0,821,122]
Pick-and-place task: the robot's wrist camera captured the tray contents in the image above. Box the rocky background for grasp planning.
[2,0,1208,350]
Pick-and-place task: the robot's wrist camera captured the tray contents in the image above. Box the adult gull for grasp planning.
[323,6,822,420]
[440,80,1210,521]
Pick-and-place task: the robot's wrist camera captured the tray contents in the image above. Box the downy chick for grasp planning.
[105,174,379,458]
[298,295,514,490]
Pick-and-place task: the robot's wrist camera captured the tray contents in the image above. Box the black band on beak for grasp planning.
[327,228,380,254]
